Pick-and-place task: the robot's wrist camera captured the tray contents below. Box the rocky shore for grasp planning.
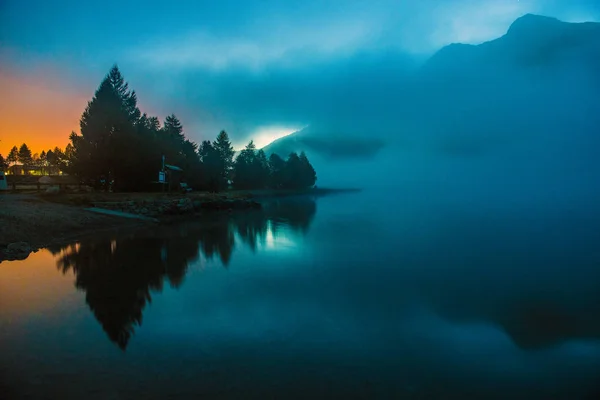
[0,187,359,262]
[91,197,262,218]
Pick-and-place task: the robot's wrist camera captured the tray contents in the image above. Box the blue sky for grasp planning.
[1,0,599,150]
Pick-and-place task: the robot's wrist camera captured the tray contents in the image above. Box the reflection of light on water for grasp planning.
[110,240,117,255]
[263,220,296,250]
[57,242,81,257]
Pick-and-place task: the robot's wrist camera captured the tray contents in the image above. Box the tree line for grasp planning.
[60,65,317,192]
[0,143,70,175]
[49,197,315,349]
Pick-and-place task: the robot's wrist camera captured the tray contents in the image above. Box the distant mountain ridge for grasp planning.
[261,14,600,160]
[424,14,600,72]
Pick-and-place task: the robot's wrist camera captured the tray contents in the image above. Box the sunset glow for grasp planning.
[0,68,89,156]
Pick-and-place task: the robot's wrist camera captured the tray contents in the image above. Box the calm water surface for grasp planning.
[1,192,600,399]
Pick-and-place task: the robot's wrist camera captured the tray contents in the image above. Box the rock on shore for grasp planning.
[91,197,261,217]
[2,242,32,261]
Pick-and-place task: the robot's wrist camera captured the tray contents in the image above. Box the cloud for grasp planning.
[2,0,600,149]
[130,19,382,71]
[115,0,600,147]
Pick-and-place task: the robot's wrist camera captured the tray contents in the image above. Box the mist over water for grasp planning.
[2,8,600,400]
[2,194,600,399]
[302,16,600,219]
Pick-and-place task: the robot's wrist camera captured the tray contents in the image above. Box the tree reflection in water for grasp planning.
[48,198,316,350]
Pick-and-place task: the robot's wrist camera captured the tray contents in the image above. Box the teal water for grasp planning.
[1,192,600,399]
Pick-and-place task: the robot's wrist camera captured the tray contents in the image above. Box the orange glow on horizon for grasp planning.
[0,68,90,156]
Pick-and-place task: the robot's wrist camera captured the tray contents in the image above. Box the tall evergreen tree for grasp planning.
[0,154,7,172]
[268,153,286,188]
[232,143,271,190]
[283,152,302,188]
[46,149,56,167]
[18,143,33,173]
[280,152,314,189]
[71,75,124,188]
[254,149,270,189]
[163,114,184,139]
[7,146,18,167]
[233,141,257,189]
[213,130,235,187]
[32,153,41,172]
[69,65,152,190]
[64,143,75,170]
[199,140,221,192]
[108,65,141,122]
[298,151,317,188]
[161,114,186,166]
[39,150,47,175]
[52,147,66,173]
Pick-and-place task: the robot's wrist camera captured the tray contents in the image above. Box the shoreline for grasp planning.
[0,187,360,262]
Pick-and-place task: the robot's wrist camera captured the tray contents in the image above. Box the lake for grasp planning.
[1,191,600,399]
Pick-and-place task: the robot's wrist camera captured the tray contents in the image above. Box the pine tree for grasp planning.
[108,64,141,122]
[163,114,184,140]
[18,143,33,173]
[7,146,18,167]
[274,152,317,189]
[233,140,257,189]
[161,114,186,166]
[268,153,286,188]
[298,151,317,188]
[64,143,75,170]
[0,154,7,172]
[254,149,270,189]
[53,147,65,172]
[213,130,235,188]
[46,149,56,171]
[32,153,41,172]
[199,140,221,192]
[40,150,47,175]
[70,65,145,190]
[72,76,122,188]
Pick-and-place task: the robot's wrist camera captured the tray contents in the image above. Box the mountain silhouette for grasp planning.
[263,14,600,162]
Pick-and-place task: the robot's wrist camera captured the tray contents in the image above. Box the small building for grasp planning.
[165,164,184,192]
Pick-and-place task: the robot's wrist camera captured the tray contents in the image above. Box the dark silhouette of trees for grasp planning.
[53,234,200,350]
[213,130,235,188]
[268,153,286,189]
[233,140,256,189]
[44,148,62,175]
[197,220,235,266]
[65,66,248,192]
[51,198,316,349]
[45,149,56,166]
[26,64,319,191]
[298,151,317,188]
[264,198,317,234]
[68,65,155,191]
[0,153,7,172]
[198,140,222,192]
[17,143,32,173]
[232,141,270,189]
[7,146,18,169]
[39,150,47,174]
[266,151,317,190]
[232,142,317,190]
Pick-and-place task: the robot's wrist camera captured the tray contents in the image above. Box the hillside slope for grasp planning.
[262,14,600,166]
